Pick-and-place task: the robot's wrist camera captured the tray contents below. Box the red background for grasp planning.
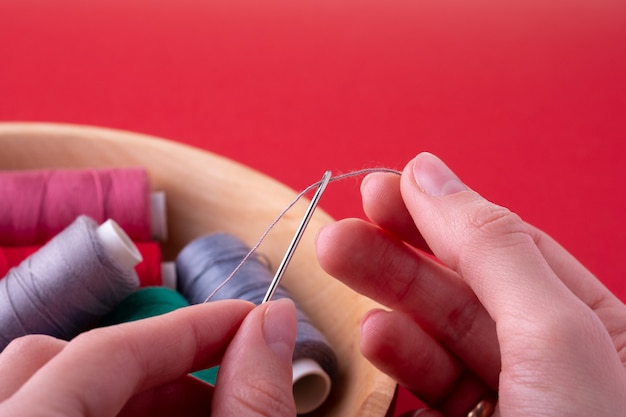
[1,0,625,414]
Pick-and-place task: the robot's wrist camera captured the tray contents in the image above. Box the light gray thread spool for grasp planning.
[176,233,338,414]
[0,215,141,350]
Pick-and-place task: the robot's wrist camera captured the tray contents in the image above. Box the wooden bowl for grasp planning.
[0,122,396,417]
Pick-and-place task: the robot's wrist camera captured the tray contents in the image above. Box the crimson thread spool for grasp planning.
[176,233,338,415]
[0,241,171,288]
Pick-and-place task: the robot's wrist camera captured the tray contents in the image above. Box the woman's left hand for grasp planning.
[0,298,298,417]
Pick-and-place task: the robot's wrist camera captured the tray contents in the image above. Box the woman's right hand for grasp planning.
[316,152,626,416]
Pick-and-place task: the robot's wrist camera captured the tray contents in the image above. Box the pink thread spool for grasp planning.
[0,167,162,245]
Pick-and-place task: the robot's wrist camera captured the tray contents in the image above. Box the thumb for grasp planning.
[400,152,573,322]
[212,299,297,417]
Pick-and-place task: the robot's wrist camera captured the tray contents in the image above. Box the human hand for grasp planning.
[316,152,626,416]
[0,298,298,417]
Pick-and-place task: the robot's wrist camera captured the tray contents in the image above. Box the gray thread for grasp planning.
[176,232,339,380]
[0,216,140,351]
[204,167,402,302]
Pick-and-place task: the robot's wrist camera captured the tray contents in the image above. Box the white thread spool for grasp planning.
[160,261,177,290]
[293,358,333,414]
[150,191,168,241]
[96,219,143,270]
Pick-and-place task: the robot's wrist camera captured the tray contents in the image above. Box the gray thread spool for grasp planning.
[176,233,338,414]
[0,215,141,350]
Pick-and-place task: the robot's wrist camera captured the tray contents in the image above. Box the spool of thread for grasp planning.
[160,262,177,290]
[0,245,38,274]
[97,286,218,384]
[176,233,338,414]
[0,167,167,244]
[0,216,141,351]
[128,242,164,287]
[0,241,174,288]
[98,286,188,324]
[150,191,168,242]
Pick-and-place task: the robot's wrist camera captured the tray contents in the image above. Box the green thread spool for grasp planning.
[97,286,218,385]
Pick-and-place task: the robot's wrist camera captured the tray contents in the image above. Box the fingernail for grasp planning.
[412,152,467,196]
[263,299,297,363]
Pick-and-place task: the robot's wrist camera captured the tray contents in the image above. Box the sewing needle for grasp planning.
[262,170,332,303]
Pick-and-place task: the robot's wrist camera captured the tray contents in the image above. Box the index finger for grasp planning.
[0,300,254,417]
